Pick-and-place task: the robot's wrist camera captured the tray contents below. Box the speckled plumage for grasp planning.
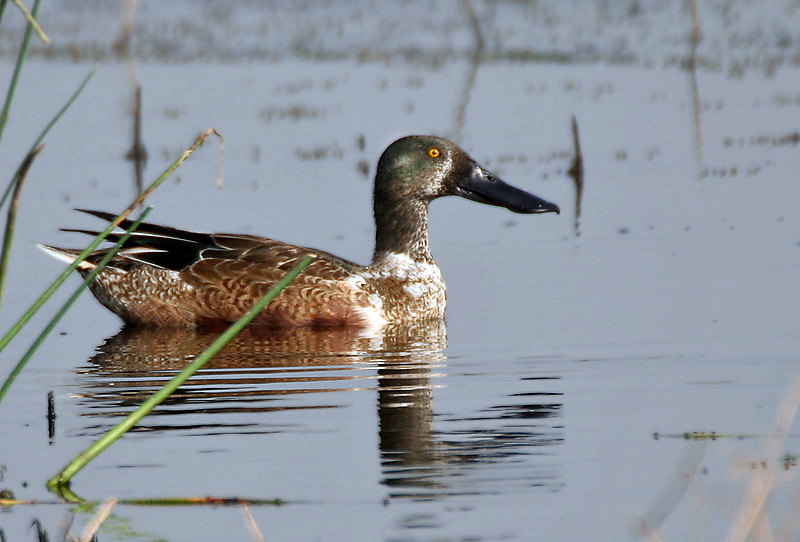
[42,135,559,328]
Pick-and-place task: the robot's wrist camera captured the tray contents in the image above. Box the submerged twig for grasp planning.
[567,115,584,237]
[115,0,147,198]
[451,0,484,143]
[47,255,312,492]
[47,390,55,441]
[0,144,43,306]
[687,0,703,176]
[654,431,763,440]
[125,84,148,197]
[112,0,138,55]
[30,519,47,542]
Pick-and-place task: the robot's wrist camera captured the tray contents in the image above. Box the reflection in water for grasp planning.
[379,364,563,497]
[77,320,562,497]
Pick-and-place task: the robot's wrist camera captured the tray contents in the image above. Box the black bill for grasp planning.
[453,164,560,214]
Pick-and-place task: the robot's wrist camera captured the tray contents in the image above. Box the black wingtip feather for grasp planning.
[67,209,218,271]
[75,209,117,222]
[60,228,101,236]
[74,209,213,245]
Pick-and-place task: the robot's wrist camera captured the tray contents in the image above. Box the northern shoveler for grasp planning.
[42,135,559,328]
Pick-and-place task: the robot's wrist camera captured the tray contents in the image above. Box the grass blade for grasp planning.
[0,0,42,144]
[0,67,96,211]
[0,207,152,406]
[0,493,285,506]
[0,144,43,306]
[46,255,313,493]
[0,0,9,28]
[9,0,49,44]
[0,128,222,355]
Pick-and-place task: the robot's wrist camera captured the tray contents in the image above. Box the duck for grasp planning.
[42,135,559,328]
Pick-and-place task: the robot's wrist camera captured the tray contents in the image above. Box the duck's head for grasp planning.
[374,135,560,214]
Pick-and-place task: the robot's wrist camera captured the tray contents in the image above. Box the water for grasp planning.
[1,1,800,541]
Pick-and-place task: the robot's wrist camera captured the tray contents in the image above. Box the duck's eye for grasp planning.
[427,147,441,159]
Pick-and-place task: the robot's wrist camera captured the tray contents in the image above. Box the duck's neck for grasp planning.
[371,197,433,265]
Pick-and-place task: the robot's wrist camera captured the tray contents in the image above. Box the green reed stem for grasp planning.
[0,208,152,406]
[46,255,312,493]
[0,144,43,307]
[0,128,221,355]
[0,0,9,29]
[0,67,96,212]
[0,0,42,145]
[120,496,284,506]
[0,492,285,506]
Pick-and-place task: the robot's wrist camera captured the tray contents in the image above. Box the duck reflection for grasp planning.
[77,320,562,496]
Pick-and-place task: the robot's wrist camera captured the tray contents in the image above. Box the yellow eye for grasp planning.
[427,147,441,158]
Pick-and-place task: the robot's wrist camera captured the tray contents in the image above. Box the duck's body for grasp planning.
[43,135,558,328]
[46,219,445,328]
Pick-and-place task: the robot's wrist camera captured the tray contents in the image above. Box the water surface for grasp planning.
[1,2,800,541]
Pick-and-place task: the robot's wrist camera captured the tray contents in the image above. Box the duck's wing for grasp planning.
[44,210,378,327]
[63,209,361,280]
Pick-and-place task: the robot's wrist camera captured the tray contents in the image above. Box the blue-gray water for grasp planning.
[1,2,799,540]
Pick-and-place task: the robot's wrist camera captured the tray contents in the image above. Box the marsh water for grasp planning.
[1,1,800,540]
